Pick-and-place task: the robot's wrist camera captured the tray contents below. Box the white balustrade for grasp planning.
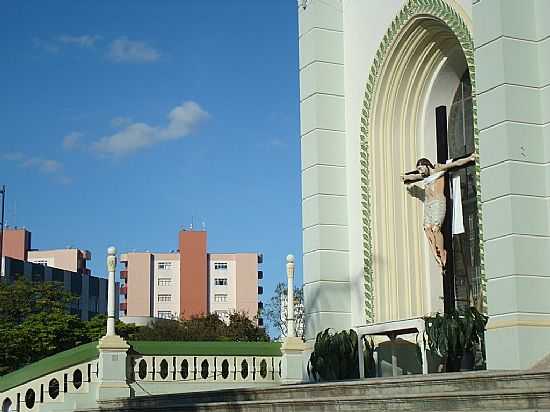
[128,355,281,385]
[1,354,281,411]
[0,360,98,412]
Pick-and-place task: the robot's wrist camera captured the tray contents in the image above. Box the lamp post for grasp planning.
[106,246,117,336]
[97,246,130,401]
[286,254,295,338]
[280,253,305,384]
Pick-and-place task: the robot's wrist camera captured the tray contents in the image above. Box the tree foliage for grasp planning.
[0,279,86,375]
[0,279,140,376]
[83,314,140,341]
[133,312,269,342]
[263,282,304,340]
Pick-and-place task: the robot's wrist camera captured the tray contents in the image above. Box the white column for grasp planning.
[281,254,306,384]
[286,254,295,338]
[97,246,130,401]
[106,246,117,336]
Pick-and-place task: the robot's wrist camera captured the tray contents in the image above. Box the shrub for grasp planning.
[308,329,364,381]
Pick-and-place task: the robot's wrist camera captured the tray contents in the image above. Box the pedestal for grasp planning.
[97,335,131,401]
[281,336,306,384]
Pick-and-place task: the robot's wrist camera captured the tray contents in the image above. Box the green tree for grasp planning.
[84,314,140,341]
[225,312,269,342]
[0,279,86,375]
[133,312,269,342]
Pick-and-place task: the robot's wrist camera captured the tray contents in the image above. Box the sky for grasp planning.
[0,1,303,333]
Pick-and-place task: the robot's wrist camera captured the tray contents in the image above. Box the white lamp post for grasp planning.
[286,254,295,338]
[106,246,117,336]
[281,254,305,384]
[97,246,130,401]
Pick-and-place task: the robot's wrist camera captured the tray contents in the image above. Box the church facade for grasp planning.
[298,0,550,369]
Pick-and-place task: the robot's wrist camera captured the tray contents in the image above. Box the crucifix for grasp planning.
[400,106,476,312]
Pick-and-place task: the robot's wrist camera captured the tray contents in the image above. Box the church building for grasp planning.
[298,0,550,369]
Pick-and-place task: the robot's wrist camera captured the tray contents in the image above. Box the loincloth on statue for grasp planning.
[424,197,446,227]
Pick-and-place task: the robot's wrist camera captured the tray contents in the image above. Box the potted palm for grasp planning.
[424,307,487,372]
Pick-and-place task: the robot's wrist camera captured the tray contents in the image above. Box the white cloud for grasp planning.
[63,132,83,150]
[93,101,209,156]
[2,153,71,184]
[107,37,160,63]
[58,34,101,48]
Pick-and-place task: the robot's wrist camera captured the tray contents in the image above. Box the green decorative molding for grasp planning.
[360,0,486,322]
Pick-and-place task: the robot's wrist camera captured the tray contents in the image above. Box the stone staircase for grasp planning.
[83,370,550,411]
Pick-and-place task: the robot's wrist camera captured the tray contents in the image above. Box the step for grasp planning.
[87,387,550,412]
[83,370,550,412]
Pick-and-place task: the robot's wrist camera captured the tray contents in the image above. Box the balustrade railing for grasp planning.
[1,360,98,412]
[129,355,281,384]
[1,354,282,412]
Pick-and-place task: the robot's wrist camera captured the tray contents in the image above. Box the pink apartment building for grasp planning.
[119,230,264,325]
[1,227,114,320]
[2,227,91,274]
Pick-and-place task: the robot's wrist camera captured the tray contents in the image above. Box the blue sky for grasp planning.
[0,1,302,330]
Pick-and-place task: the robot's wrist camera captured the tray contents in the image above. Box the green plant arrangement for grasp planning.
[308,329,376,381]
[424,307,488,372]
[308,329,359,381]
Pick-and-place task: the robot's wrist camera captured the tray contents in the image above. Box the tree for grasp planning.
[0,279,86,375]
[84,314,140,341]
[132,312,269,342]
[264,282,304,340]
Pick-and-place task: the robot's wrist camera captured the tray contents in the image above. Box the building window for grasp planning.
[158,278,171,286]
[158,311,172,319]
[214,294,228,303]
[158,294,172,302]
[158,261,173,270]
[214,278,228,286]
[31,259,48,266]
[214,262,228,270]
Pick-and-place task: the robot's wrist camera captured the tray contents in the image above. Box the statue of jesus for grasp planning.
[401,153,476,269]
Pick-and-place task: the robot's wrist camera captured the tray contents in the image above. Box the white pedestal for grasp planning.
[281,336,306,384]
[97,335,131,401]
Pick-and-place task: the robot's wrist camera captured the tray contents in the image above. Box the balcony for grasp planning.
[120,270,128,279]
[257,270,263,280]
[120,285,128,295]
[257,254,263,264]
[258,286,263,295]
[258,317,264,327]
[257,301,263,310]
[119,302,127,311]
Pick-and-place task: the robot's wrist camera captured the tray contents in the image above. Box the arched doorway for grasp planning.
[360,0,483,323]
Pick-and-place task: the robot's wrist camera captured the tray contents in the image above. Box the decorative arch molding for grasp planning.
[360,0,485,323]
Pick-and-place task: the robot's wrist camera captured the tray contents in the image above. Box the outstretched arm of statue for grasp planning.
[439,152,476,171]
[401,171,423,184]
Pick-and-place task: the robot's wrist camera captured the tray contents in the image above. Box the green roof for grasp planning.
[0,341,281,393]
[129,341,282,357]
[0,341,99,393]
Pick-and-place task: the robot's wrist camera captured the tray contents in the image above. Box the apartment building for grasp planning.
[119,230,264,325]
[0,227,115,320]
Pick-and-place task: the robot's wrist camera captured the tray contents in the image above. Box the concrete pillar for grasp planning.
[97,246,130,401]
[299,0,351,341]
[281,254,306,384]
[474,0,550,369]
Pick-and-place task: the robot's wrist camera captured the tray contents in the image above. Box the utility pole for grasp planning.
[0,185,5,277]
